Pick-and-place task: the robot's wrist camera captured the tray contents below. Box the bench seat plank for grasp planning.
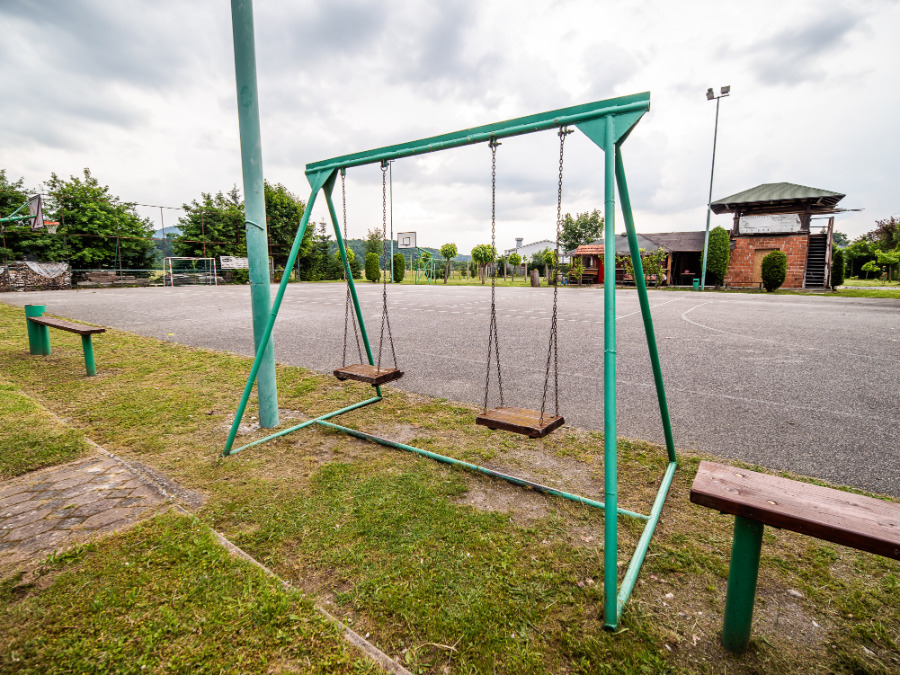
[690,461,900,560]
[27,317,106,335]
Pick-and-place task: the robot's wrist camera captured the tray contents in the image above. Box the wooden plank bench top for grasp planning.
[27,316,106,336]
[690,461,900,560]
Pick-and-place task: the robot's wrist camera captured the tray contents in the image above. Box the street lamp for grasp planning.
[700,85,730,291]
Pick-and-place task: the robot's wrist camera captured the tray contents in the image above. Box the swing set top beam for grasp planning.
[305,92,650,181]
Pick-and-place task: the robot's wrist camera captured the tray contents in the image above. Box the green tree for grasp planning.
[507,252,521,279]
[335,247,362,280]
[175,187,246,260]
[439,242,457,283]
[861,259,881,280]
[364,229,383,257]
[570,257,585,285]
[264,181,306,267]
[831,248,845,288]
[875,249,899,282]
[706,226,731,287]
[45,169,155,269]
[470,244,495,284]
[832,231,849,248]
[761,249,787,292]
[560,210,603,253]
[392,252,405,282]
[365,252,380,282]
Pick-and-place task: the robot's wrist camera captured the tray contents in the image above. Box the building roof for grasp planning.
[572,233,664,256]
[642,231,707,252]
[503,239,556,255]
[710,182,845,216]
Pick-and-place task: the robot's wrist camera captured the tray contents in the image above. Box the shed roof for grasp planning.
[642,231,707,252]
[572,234,663,256]
[710,182,845,216]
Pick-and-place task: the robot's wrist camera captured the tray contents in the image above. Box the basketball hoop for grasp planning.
[45,222,59,234]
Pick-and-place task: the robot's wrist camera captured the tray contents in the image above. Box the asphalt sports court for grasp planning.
[4,284,897,497]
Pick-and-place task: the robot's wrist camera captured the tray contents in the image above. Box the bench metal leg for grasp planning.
[25,305,51,355]
[81,335,97,376]
[722,515,764,653]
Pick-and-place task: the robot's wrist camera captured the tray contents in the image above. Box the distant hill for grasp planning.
[151,226,181,239]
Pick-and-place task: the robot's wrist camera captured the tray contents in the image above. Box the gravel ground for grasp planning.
[4,283,898,497]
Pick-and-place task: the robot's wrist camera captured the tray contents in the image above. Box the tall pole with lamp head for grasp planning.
[700,85,730,291]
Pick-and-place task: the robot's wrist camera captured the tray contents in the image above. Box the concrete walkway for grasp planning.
[0,454,169,569]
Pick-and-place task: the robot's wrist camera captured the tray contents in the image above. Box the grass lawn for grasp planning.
[0,513,375,674]
[0,377,87,478]
[0,300,897,673]
[839,278,900,288]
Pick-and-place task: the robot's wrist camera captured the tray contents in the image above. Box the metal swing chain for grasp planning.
[341,170,364,366]
[483,137,504,412]
[377,163,398,372]
[540,126,571,421]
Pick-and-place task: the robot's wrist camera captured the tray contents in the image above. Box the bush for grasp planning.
[831,248,845,288]
[706,227,730,286]
[761,249,787,292]
[392,252,405,283]
[231,269,249,284]
[365,252,380,283]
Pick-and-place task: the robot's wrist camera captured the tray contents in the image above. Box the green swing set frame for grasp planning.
[222,91,677,630]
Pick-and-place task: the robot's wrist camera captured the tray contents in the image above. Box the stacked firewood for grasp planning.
[0,262,72,292]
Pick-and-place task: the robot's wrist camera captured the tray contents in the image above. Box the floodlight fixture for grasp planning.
[721,85,731,95]
[706,88,714,100]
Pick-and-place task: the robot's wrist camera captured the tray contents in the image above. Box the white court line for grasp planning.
[680,301,880,360]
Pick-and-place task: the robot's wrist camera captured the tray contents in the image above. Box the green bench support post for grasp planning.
[81,335,97,376]
[722,515,765,653]
[24,305,50,355]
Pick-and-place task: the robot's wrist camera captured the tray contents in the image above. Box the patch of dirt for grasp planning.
[754,585,831,651]
[454,480,550,525]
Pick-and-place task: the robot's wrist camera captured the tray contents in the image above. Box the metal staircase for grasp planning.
[804,234,828,288]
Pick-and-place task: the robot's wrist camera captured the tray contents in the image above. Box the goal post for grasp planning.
[163,257,219,287]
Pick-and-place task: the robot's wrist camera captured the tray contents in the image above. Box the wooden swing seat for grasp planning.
[334,363,404,386]
[476,407,564,438]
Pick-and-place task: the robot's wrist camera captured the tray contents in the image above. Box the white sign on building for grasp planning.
[219,256,250,269]
[739,214,803,234]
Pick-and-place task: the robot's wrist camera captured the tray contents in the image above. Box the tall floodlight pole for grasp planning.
[700,85,730,291]
[230,0,278,428]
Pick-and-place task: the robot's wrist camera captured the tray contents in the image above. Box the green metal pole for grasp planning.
[722,516,764,653]
[700,95,723,292]
[615,460,677,620]
[602,114,619,630]
[223,179,325,456]
[615,149,676,462]
[229,395,382,456]
[230,0,278,429]
[316,420,647,520]
[81,335,97,376]
[24,305,46,355]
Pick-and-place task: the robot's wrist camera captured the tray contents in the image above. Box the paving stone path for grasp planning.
[0,454,169,569]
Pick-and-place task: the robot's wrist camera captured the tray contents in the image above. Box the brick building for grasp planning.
[711,182,845,289]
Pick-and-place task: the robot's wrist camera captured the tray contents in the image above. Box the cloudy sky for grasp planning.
[1,0,898,254]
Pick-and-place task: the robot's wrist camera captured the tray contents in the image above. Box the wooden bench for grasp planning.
[25,306,106,376]
[690,461,900,653]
